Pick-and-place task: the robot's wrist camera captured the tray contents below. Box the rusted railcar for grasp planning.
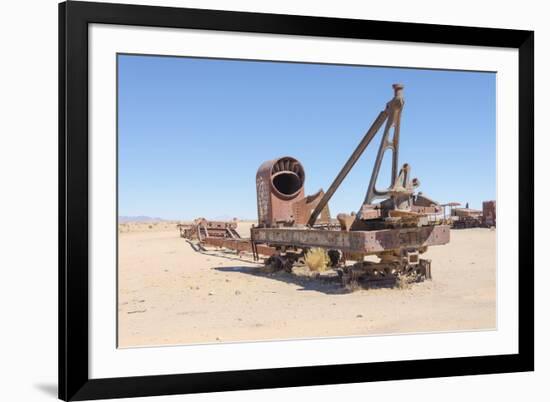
[177,218,240,241]
[182,84,450,288]
[451,207,483,229]
[482,200,496,227]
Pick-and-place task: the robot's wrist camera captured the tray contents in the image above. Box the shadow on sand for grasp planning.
[214,265,349,295]
[186,240,259,264]
[188,240,398,293]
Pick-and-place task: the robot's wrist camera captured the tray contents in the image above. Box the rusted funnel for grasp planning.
[256,157,305,226]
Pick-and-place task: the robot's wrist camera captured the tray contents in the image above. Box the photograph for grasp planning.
[117,54,497,348]
[51,1,536,400]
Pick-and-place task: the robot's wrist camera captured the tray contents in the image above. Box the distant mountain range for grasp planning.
[119,215,256,223]
[119,216,165,223]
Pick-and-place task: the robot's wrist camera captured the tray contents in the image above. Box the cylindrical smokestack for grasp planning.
[256,157,305,227]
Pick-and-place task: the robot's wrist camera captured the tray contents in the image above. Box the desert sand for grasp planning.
[118,223,496,348]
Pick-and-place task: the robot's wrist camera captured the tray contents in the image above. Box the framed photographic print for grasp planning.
[59,1,534,400]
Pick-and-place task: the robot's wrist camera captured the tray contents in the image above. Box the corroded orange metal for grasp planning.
[251,225,449,255]
[482,200,496,226]
[256,156,306,227]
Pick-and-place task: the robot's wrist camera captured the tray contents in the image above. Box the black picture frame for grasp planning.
[59,1,534,400]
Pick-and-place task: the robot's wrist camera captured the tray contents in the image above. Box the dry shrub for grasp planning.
[395,274,412,290]
[304,248,330,272]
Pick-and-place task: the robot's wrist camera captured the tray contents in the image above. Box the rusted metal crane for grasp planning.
[182,84,450,287]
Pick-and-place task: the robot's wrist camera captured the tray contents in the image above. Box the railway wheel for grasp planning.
[327,249,342,267]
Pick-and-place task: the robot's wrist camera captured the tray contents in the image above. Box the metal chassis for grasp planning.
[250,224,450,260]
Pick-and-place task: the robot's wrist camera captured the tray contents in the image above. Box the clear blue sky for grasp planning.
[118,54,496,220]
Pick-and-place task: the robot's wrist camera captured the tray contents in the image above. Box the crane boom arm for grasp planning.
[306,84,405,227]
[306,109,388,226]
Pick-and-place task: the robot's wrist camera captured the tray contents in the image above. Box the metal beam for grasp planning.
[306,109,388,226]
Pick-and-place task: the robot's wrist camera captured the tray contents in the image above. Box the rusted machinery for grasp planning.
[256,157,331,227]
[182,84,450,288]
[482,200,496,227]
[443,200,496,229]
[177,218,276,256]
[451,207,483,229]
[178,218,240,240]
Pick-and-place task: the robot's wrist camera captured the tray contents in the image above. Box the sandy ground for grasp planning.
[118,223,496,348]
